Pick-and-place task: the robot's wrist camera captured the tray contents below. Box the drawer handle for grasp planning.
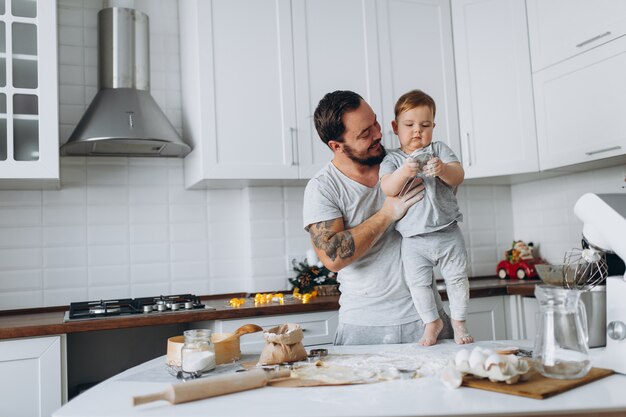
[576,31,611,48]
[585,145,621,156]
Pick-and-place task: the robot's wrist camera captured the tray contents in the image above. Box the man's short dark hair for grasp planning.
[313,90,363,146]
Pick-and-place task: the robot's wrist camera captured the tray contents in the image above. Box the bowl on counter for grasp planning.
[166,332,241,366]
[535,264,567,287]
[535,263,589,288]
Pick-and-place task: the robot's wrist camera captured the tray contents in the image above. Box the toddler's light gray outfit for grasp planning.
[303,162,452,344]
[380,141,469,323]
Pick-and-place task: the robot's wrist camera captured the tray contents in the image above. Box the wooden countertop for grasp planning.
[0,277,539,340]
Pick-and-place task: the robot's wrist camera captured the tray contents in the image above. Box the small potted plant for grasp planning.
[289,249,339,296]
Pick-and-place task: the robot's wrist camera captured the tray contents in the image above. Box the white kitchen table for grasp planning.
[53,341,626,417]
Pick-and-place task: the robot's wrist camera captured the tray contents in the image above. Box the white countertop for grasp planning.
[53,341,626,417]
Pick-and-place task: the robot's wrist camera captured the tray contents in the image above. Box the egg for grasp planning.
[454,348,470,370]
[468,347,487,371]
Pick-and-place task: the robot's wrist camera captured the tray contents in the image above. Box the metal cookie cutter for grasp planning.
[309,348,328,357]
[408,146,434,172]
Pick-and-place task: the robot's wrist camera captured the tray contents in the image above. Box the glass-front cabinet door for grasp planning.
[0,0,58,186]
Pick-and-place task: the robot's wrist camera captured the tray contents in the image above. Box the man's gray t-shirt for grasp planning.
[380,141,462,238]
[302,162,419,326]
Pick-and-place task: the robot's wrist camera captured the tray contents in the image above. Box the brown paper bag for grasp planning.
[258,323,307,365]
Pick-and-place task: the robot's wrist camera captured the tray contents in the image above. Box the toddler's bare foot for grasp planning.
[451,319,473,344]
[418,318,444,346]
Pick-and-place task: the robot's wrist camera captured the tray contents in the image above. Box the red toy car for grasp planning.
[497,258,544,280]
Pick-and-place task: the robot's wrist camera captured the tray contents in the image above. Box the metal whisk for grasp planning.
[563,243,608,290]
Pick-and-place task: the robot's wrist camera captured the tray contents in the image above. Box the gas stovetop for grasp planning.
[65,294,215,321]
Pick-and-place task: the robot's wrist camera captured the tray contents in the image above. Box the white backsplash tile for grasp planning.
[43,226,86,246]
[511,165,625,264]
[0,248,42,269]
[0,227,42,248]
[44,247,87,268]
[131,224,168,244]
[88,265,130,287]
[44,268,87,289]
[88,245,130,266]
[170,262,208,281]
[131,263,170,283]
[88,285,130,301]
[0,269,42,291]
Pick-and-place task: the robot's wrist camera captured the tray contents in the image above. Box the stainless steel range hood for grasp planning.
[61,7,191,157]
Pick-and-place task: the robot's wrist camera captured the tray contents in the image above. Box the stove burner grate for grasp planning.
[68,294,206,320]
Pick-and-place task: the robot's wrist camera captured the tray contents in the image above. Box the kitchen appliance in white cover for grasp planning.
[574,193,626,373]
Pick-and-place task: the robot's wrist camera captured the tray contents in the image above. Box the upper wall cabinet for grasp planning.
[376,0,460,156]
[0,0,59,188]
[451,0,538,179]
[533,35,626,170]
[526,0,626,72]
[527,0,626,170]
[179,0,458,187]
[179,0,381,187]
[291,0,381,179]
[180,0,299,187]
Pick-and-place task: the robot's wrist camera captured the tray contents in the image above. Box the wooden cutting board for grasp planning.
[462,367,614,399]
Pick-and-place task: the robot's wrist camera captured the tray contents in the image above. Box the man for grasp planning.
[303,90,453,345]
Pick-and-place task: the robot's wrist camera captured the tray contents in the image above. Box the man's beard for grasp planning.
[343,141,387,166]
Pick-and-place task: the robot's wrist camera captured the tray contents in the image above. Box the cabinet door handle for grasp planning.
[585,145,621,156]
[466,133,473,167]
[576,31,611,48]
[289,127,299,166]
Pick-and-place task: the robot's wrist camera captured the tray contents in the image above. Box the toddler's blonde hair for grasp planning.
[394,89,436,120]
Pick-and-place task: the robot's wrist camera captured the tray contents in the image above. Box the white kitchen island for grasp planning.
[53,341,626,417]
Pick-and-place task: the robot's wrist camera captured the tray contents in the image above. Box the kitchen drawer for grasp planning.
[209,311,338,354]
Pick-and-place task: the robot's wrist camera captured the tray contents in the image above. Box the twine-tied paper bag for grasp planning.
[258,323,307,365]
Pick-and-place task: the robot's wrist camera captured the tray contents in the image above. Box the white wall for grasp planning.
[4,0,621,311]
[511,165,625,264]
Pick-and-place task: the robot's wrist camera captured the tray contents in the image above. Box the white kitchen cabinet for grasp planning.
[376,0,460,155]
[179,0,460,186]
[520,296,539,340]
[180,0,383,185]
[526,0,626,72]
[0,0,59,187]
[444,295,506,341]
[451,0,539,179]
[209,310,338,353]
[291,0,381,178]
[180,0,299,187]
[180,0,381,186]
[0,335,63,417]
[533,34,626,170]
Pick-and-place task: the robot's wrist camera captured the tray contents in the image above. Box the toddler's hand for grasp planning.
[401,157,419,178]
[424,157,444,177]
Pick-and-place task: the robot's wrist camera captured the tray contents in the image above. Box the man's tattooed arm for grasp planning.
[308,219,355,262]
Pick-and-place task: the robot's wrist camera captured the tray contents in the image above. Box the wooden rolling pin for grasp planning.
[132,368,290,406]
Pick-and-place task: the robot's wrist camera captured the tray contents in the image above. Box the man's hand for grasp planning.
[381,179,425,221]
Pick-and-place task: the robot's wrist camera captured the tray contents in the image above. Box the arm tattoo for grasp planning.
[309,220,355,261]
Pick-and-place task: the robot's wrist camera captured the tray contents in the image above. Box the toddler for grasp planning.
[380,89,472,346]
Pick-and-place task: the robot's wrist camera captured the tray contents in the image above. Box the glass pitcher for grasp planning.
[533,285,591,379]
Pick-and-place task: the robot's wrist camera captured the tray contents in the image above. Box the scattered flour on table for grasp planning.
[297,348,455,382]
